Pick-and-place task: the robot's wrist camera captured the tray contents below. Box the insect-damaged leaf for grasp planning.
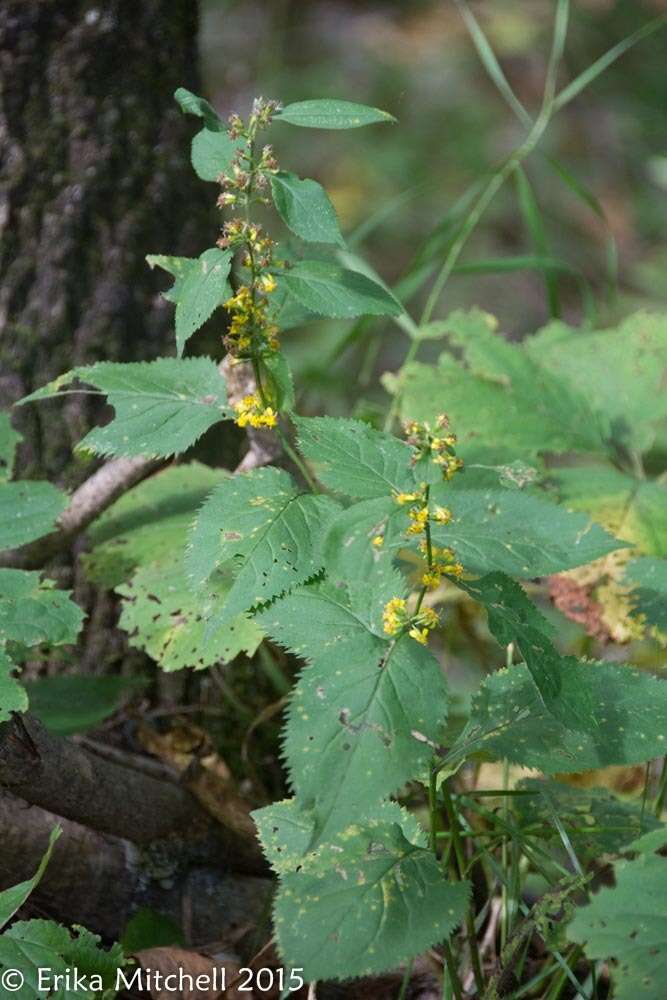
[0,647,28,724]
[0,480,67,552]
[187,466,340,625]
[0,569,84,649]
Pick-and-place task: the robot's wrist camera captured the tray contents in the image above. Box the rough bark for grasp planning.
[0,0,212,482]
[0,793,271,945]
[0,713,267,874]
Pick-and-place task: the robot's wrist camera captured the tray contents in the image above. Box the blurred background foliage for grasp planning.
[200,0,667,415]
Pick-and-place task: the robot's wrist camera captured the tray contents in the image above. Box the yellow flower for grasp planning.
[418,607,440,631]
[372,535,384,548]
[260,273,277,293]
[394,491,421,505]
[233,395,277,430]
[433,506,452,525]
[421,569,442,590]
[408,626,429,645]
[407,506,429,535]
[383,597,407,636]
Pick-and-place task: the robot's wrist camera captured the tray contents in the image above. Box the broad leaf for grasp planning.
[187,467,340,624]
[453,660,667,773]
[84,463,228,588]
[146,253,196,304]
[272,815,468,980]
[429,486,625,578]
[0,570,84,648]
[323,496,407,579]
[276,98,396,129]
[0,828,59,929]
[257,569,448,842]
[191,129,243,182]
[276,261,401,318]
[0,481,67,551]
[0,413,20,482]
[118,557,263,672]
[455,572,594,730]
[294,415,415,498]
[0,647,28,723]
[20,359,231,458]
[568,848,667,1000]
[270,171,345,246]
[174,87,223,130]
[24,675,147,736]
[174,248,232,355]
[627,557,667,632]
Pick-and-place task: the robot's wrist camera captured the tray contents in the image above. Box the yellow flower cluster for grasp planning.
[407,506,429,536]
[223,281,279,355]
[233,393,277,429]
[408,607,440,645]
[382,597,407,636]
[419,541,463,589]
[382,598,440,645]
[404,414,463,481]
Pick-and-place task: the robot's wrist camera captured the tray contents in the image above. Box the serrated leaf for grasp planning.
[187,467,340,625]
[270,170,345,246]
[262,352,295,411]
[568,851,667,1000]
[276,261,401,319]
[551,467,667,557]
[174,249,232,355]
[84,463,228,588]
[0,481,67,551]
[626,557,667,631]
[0,827,59,929]
[294,415,415,497]
[276,98,396,129]
[455,572,594,730]
[322,496,407,579]
[429,486,626,578]
[20,359,231,458]
[0,569,84,648]
[513,778,664,865]
[118,556,263,672]
[191,129,243,182]
[454,659,667,773]
[257,570,448,842]
[273,817,468,980]
[0,647,28,724]
[0,413,20,482]
[0,919,125,998]
[528,311,667,454]
[24,675,147,736]
[174,87,223,130]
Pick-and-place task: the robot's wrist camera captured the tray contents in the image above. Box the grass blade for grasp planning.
[515,165,560,317]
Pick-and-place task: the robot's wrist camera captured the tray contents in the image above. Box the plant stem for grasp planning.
[397,959,413,1000]
[654,754,667,817]
[442,783,485,995]
[442,941,464,1000]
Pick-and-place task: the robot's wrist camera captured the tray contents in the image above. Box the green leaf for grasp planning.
[276,98,396,129]
[270,171,345,247]
[527,311,667,454]
[24,675,147,736]
[549,467,667,557]
[257,569,448,842]
[0,481,67,552]
[568,848,667,1000]
[294,415,415,498]
[454,659,667,773]
[118,556,263,672]
[0,570,84,648]
[0,919,125,998]
[174,249,232,355]
[84,463,228,588]
[0,647,28,724]
[626,557,667,632]
[20,359,231,458]
[187,467,340,624]
[174,87,223,130]
[513,778,664,865]
[429,486,626,577]
[146,253,196,303]
[322,496,407,579]
[275,261,401,319]
[121,908,185,954]
[272,815,469,980]
[455,572,594,730]
[191,129,243,182]
[0,413,20,482]
[0,827,59,929]
[262,351,295,411]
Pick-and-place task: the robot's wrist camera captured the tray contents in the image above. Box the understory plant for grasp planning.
[2,4,667,998]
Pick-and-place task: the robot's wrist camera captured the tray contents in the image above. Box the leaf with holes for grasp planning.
[19,359,231,458]
[0,481,67,551]
[294,416,416,498]
[0,648,28,724]
[626,557,667,632]
[187,467,340,625]
[257,568,448,842]
[0,570,84,648]
[270,171,345,246]
[275,261,401,319]
[118,556,263,672]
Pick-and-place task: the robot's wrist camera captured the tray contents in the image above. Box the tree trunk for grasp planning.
[0,0,212,482]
